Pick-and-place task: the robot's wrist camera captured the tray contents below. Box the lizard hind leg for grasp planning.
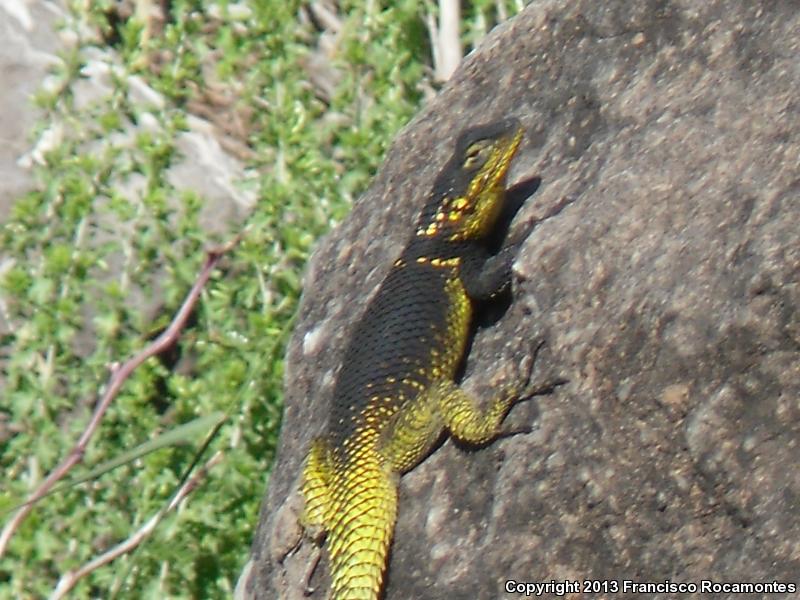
[432,378,523,445]
[378,376,522,472]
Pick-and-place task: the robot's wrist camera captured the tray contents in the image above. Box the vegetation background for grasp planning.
[0,0,526,597]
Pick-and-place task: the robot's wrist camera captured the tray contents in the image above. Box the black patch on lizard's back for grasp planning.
[326,248,461,449]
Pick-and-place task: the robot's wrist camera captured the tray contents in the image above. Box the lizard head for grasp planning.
[417,118,524,242]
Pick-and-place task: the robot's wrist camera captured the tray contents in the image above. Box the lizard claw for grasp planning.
[522,376,568,400]
[497,423,536,439]
[497,339,567,441]
[517,337,568,399]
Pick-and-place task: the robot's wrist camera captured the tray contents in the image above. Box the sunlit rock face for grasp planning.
[244,2,799,598]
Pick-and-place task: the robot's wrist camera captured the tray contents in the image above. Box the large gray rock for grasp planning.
[0,0,65,222]
[242,1,799,598]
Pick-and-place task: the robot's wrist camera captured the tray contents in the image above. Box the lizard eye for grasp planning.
[462,140,492,171]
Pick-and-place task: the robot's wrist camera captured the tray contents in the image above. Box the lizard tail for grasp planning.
[327,450,398,600]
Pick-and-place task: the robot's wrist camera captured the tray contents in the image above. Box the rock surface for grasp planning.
[242,1,799,598]
[0,0,64,222]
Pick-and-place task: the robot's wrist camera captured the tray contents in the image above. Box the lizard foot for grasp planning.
[497,338,568,438]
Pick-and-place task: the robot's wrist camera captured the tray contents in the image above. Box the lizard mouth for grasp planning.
[460,119,524,223]
[473,119,525,193]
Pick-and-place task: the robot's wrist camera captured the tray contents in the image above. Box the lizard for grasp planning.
[300,117,550,600]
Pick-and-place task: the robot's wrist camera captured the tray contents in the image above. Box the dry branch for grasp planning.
[50,450,225,599]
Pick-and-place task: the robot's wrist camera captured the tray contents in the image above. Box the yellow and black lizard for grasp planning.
[301,118,546,599]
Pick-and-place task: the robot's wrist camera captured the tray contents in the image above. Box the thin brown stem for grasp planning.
[49,451,224,600]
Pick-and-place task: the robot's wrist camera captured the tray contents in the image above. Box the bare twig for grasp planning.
[0,233,243,557]
[426,0,462,82]
[437,0,462,81]
[49,451,225,600]
[307,0,342,34]
[495,0,508,22]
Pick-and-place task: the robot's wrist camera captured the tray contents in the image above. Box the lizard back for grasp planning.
[326,240,471,453]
